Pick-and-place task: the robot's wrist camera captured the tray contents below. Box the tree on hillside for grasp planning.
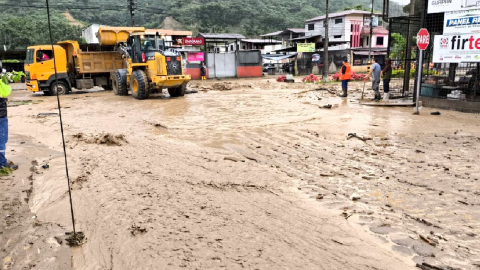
[344,4,370,11]
[0,12,83,50]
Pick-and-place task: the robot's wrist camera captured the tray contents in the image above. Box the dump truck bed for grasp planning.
[58,40,125,75]
[77,51,124,74]
[97,26,145,46]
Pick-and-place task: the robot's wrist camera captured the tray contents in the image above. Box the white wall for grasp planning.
[305,14,381,46]
[82,24,100,44]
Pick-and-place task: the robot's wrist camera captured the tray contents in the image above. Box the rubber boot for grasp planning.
[383,92,389,101]
[339,87,348,98]
[372,92,381,101]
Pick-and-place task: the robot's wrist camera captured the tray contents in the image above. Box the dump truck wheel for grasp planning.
[113,70,128,96]
[50,81,69,95]
[168,84,186,97]
[130,70,149,100]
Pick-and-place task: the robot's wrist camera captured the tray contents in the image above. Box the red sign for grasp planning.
[182,38,205,46]
[417,28,430,51]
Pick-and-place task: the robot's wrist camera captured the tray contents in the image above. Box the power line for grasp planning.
[45,0,78,241]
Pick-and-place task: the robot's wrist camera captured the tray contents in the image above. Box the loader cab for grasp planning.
[126,33,166,64]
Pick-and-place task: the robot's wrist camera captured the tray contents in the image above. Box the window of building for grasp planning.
[365,37,369,46]
[334,35,342,39]
[335,18,343,24]
[376,36,384,46]
[308,24,314,31]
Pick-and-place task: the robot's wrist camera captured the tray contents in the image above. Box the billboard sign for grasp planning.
[182,37,205,46]
[428,0,480,14]
[433,34,480,63]
[444,9,480,34]
[187,52,204,62]
[297,43,315,53]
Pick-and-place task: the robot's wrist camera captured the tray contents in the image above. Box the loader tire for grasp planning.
[168,83,186,97]
[113,69,128,96]
[130,69,149,100]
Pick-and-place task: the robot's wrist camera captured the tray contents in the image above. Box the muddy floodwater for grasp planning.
[1,78,479,270]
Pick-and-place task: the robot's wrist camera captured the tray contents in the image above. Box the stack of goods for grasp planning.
[447,90,466,100]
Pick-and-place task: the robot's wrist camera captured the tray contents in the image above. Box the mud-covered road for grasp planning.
[2,78,479,269]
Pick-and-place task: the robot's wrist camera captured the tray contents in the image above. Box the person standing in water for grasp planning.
[200,62,207,80]
[381,58,393,101]
[339,59,351,98]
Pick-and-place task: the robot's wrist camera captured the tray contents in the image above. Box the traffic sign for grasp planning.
[417,28,430,51]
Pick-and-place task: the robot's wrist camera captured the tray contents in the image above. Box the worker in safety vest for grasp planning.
[0,74,12,170]
[339,59,351,98]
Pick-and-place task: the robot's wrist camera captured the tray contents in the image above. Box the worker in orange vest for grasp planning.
[339,59,351,97]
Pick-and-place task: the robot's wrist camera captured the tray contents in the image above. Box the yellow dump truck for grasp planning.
[25,26,191,99]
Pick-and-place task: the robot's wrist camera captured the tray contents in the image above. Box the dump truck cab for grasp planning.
[112,32,191,100]
[24,45,70,95]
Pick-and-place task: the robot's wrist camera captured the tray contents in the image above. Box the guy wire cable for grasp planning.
[45,0,77,237]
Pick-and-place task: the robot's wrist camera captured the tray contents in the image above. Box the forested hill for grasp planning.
[0,0,404,49]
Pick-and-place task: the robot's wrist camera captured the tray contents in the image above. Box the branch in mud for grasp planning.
[347,133,372,142]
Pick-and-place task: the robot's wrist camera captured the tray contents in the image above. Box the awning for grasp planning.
[176,48,202,53]
[261,53,298,61]
[273,47,297,53]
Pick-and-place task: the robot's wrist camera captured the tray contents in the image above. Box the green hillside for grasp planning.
[0,0,403,49]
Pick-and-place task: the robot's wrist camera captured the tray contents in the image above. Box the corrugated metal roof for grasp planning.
[306,10,383,23]
[260,30,284,37]
[260,28,305,37]
[286,28,306,33]
[199,33,246,39]
[241,39,282,44]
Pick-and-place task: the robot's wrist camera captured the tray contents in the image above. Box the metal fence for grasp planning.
[386,0,479,102]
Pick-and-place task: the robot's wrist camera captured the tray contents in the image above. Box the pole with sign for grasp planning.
[415,28,430,114]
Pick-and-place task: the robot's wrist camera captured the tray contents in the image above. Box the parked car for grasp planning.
[263,63,275,72]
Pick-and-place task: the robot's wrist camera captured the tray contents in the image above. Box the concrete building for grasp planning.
[304,10,389,71]
[240,39,283,54]
[82,24,100,44]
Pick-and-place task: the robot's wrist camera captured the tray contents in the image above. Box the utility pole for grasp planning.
[323,0,329,82]
[404,0,416,95]
[128,0,136,27]
[368,0,374,63]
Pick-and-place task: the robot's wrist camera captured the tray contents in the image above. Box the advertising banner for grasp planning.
[428,0,480,14]
[183,38,205,46]
[297,43,315,53]
[433,34,480,63]
[187,52,204,62]
[444,9,480,34]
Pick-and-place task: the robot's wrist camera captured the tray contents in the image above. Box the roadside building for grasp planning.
[303,10,389,74]
[260,28,306,52]
[386,0,480,112]
[145,29,193,49]
[240,39,282,54]
[259,11,389,75]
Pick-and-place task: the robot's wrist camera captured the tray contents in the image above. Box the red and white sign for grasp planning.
[417,28,430,50]
[183,38,205,46]
[433,34,480,63]
[187,52,204,62]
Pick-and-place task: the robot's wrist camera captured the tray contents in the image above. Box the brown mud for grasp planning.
[2,78,479,269]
